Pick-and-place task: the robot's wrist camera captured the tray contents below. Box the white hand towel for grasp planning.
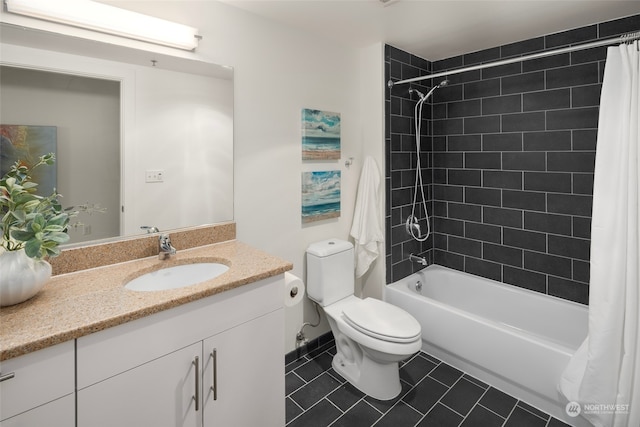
[350,156,384,278]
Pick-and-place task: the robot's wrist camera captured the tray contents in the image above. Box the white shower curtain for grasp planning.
[559,41,639,427]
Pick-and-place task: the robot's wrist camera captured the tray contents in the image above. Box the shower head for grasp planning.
[409,80,449,102]
[410,80,449,102]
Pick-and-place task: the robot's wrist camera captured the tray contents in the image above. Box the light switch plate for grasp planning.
[145,170,164,183]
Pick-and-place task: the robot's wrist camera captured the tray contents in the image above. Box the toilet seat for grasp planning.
[341,298,421,344]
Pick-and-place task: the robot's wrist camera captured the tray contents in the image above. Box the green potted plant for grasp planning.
[0,153,72,306]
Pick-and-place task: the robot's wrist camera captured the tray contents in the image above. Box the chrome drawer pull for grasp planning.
[0,372,15,382]
[193,356,200,411]
[211,349,218,401]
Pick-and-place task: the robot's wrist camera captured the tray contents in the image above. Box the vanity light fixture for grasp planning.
[4,0,201,50]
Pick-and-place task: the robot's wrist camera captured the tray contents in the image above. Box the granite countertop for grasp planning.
[0,240,292,361]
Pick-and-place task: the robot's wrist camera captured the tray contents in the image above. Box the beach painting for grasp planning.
[302,108,341,160]
[302,170,341,223]
[1,125,57,196]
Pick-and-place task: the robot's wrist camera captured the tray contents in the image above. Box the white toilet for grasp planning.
[306,239,422,400]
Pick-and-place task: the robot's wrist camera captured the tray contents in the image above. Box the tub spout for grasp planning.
[409,253,427,266]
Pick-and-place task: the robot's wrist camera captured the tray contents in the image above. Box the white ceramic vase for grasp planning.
[0,249,52,307]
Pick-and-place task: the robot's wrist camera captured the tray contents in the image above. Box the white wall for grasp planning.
[211,1,364,350]
[354,43,386,301]
[110,0,387,353]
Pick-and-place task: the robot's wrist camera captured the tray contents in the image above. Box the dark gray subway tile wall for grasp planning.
[385,14,640,304]
[385,45,435,283]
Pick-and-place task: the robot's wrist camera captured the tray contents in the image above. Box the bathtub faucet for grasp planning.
[409,253,427,266]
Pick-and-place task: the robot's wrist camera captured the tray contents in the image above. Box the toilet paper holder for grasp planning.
[284,272,305,307]
[290,286,299,298]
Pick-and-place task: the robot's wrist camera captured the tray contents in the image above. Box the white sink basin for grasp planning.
[125,263,229,292]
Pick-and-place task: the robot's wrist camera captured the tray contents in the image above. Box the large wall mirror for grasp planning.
[0,23,234,247]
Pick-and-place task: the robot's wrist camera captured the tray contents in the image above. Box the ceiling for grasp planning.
[220,0,640,60]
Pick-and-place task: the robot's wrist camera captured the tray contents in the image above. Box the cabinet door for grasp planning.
[0,394,74,427]
[78,342,202,427]
[202,309,284,427]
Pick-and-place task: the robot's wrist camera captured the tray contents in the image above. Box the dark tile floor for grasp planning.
[285,336,571,427]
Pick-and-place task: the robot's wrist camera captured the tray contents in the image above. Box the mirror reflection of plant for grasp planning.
[0,153,74,259]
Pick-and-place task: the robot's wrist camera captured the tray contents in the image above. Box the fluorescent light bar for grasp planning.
[4,0,200,50]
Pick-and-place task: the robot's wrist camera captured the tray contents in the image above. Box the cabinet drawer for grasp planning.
[0,394,75,427]
[77,275,282,389]
[0,341,74,421]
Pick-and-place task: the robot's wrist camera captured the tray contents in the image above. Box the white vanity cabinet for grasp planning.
[76,276,285,427]
[202,309,283,426]
[77,342,201,427]
[0,341,75,427]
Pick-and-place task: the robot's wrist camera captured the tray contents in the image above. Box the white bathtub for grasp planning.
[385,264,589,426]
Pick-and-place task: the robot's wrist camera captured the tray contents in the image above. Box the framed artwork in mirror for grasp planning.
[1,124,57,196]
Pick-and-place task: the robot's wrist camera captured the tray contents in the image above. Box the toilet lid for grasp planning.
[341,298,421,343]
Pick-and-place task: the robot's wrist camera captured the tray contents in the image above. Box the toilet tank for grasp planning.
[306,239,354,306]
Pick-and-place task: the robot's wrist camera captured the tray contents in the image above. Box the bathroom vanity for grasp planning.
[0,228,292,427]
[76,276,282,427]
[0,12,280,426]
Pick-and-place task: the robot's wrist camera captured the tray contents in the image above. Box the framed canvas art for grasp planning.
[301,170,341,223]
[301,108,341,160]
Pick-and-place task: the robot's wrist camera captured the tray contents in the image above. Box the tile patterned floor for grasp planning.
[285,336,571,427]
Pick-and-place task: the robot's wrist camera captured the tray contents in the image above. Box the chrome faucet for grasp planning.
[409,253,427,266]
[158,233,177,260]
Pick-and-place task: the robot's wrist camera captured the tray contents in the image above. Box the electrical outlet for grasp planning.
[145,170,164,183]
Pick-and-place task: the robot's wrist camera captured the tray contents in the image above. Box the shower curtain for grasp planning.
[559,41,639,427]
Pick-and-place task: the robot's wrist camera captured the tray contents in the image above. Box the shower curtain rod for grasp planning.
[387,30,640,89]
